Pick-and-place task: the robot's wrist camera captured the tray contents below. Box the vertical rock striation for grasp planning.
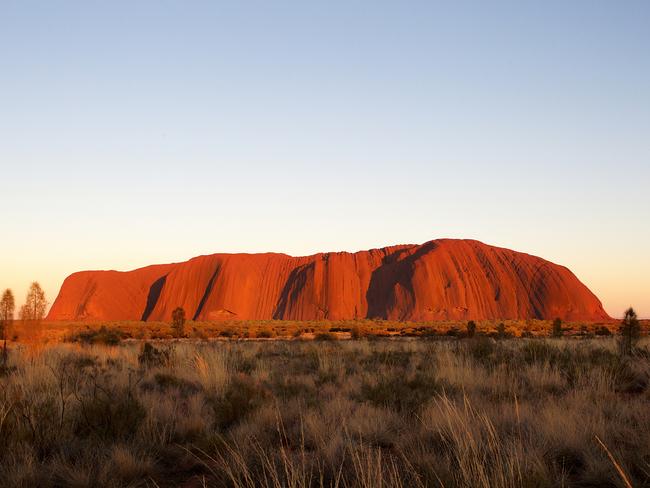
[47,239,610,322]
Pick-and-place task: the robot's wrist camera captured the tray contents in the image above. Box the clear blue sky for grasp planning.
[1,1,648,318]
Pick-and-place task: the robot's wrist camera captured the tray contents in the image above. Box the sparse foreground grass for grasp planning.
[1,337,649,487]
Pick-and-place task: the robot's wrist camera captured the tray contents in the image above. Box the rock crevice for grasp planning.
[46,239,610,322]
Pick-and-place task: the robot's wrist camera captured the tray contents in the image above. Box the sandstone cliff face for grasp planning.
[47,239,610,322]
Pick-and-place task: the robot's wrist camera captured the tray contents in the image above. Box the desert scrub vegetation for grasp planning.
[1,337,649,487]
[10,317,637,344]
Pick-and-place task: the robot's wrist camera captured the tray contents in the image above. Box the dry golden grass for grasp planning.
[1,334,649,487]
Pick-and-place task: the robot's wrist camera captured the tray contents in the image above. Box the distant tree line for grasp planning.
[460,307,643,357]
[0,282,47,334]
[0,282,48,366]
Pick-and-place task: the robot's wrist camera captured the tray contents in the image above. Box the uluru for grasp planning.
[47,239,609,322]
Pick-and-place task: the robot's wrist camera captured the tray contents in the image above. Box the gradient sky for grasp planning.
[1,1,648,318]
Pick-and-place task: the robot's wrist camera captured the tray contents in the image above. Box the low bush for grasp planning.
[137,342,172,368]
[141,372,201,396]
[257,328,275,339]
[360,373,443,413]
[362,349,411,368]
[68,326,124,346]
[218,328,235,338]
[314,331,337,341]
[465,336,501,366]
[595,326,612,336]
[207,374,269,430]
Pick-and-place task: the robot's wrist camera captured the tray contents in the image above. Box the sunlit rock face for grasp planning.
[47,239,610,322]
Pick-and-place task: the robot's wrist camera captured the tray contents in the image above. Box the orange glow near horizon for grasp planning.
[1,235,647,320]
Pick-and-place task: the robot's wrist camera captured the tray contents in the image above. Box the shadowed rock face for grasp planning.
[47,239,610,322]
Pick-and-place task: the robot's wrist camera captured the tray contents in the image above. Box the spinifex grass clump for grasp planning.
[0,337,649,487]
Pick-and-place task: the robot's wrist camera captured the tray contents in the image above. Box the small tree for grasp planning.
[466,320,477,338]
[497,322,507,339]
[619,307,640,356]
[0,289,15,365]
[551,317,563,338]
[20,282,47,323]
[172,307,186,338]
